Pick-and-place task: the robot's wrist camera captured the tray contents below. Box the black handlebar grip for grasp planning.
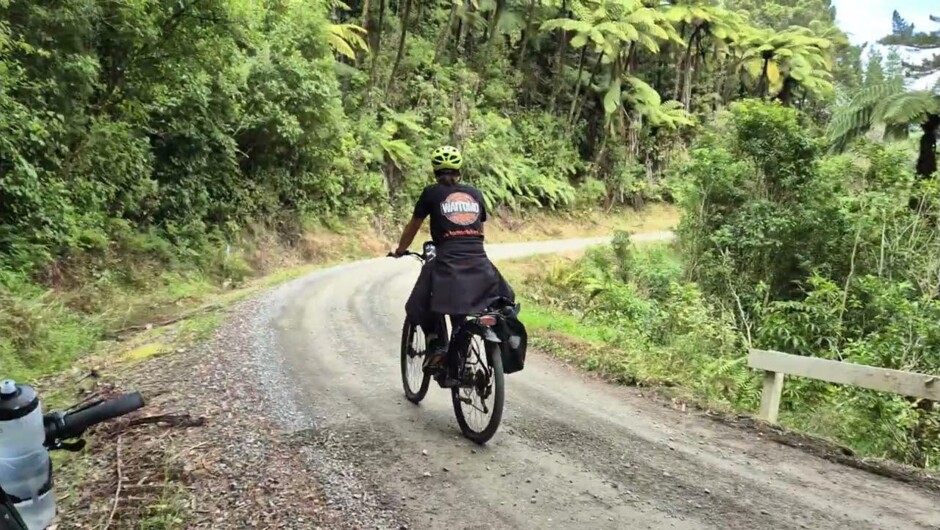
[57,392,145,440]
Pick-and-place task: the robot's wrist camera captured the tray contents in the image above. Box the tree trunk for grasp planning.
[570,50,605,128]
[386,0,412,96]
[757,57,770,97]
[713,45,726,111]
[776,76,797,106]
[516,0,537,69]
[461,1,475,58]
[368,0,386,86]
[916,114,940,179]
[433,1,458,63]
[683,52,697,109]
[486,0,506,54]
[679,25,701,108]
[566,46,588,124]
[550,0,569,113]
[672,23,687,100]
[357,0,372,68]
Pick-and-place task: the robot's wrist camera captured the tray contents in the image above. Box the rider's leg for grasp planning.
[421,312,447,369]
[443,315,467,377]
[405,262,436,344]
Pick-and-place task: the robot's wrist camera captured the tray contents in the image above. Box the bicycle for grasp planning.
[389,241,527,445]
[0,380,145,530]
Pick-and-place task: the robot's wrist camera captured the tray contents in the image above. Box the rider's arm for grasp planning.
[395,216,424,254]
[395,186,432,254]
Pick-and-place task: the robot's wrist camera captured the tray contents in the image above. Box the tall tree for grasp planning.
[890,9,915,38]
[665,3,746,109]
[881,13,940,79]
[386,0,412,96]
[864,48,886,86]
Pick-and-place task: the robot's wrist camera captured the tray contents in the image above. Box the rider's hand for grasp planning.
[390,247,407,258]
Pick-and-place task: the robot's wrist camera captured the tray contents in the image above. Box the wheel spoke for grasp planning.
[402,322,430,403]
[406,326,425,391]
[458,336,495,433]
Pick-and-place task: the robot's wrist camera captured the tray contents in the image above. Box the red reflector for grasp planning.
[479,315,497,326]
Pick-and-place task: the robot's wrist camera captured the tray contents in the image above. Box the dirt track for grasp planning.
[253,235,940,530]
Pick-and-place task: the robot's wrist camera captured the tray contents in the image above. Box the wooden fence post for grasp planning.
[749,348,940,425]
[758,370,784,424]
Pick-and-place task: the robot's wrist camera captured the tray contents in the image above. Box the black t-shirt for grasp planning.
[413,183,487,246]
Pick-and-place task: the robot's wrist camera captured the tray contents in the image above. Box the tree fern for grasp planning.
[828,82,939,153]
[328,23,369,60]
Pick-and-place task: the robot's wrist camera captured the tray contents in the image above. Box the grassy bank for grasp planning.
[484,204,678,243]
[1,219,393,385]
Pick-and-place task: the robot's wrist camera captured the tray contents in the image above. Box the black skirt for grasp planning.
[405,240,514,322]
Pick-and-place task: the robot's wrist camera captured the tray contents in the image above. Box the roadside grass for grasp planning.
[0,220,392,385]
[485,204,678,243]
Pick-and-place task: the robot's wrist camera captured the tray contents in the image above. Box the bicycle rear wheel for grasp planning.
[401,320,431,403]
[451,330,504,445]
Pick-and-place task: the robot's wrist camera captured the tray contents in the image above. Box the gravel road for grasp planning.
[245,235,939,530]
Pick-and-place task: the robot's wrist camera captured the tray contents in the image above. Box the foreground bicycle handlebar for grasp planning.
[0,380,145,530]
[44,392,145,451]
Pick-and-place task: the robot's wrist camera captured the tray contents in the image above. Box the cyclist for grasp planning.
[391,145,515,387]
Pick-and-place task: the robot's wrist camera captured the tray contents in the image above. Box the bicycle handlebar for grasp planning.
[387,250,424,259]
[44,392,145,446]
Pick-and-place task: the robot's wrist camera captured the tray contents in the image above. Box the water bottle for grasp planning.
[0,380,54,530]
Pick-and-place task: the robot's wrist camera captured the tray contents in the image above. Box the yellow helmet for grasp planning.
[431,145,463,171]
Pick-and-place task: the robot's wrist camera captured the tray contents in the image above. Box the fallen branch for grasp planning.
[112,303,224,335]
[104,435,124,530]
[128,414,206,429]
[76,369,100,384]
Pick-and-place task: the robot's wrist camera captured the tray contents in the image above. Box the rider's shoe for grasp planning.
[423,339,447,374]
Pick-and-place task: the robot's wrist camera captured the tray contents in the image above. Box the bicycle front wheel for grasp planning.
[401,319,431,403]
[451,331,504,445]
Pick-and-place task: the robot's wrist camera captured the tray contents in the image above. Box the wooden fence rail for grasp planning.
[747,349,940,424]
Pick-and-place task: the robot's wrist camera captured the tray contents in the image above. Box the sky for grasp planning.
[831,0,938,88]
[832,0,936,45]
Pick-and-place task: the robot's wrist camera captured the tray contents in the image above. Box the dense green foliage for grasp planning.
[1,0,352,273]
[524,99,940,467]
[1,0,855,277]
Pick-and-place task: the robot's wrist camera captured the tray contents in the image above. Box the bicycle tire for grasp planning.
[401,319,431,404]
[451,332,504,445]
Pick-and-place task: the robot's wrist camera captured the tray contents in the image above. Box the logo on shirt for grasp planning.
[440,192,481,226]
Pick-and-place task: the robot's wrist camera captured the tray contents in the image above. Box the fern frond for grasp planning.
[328,23,369,59]
[880,91,940,124]
[827,82,907,152]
